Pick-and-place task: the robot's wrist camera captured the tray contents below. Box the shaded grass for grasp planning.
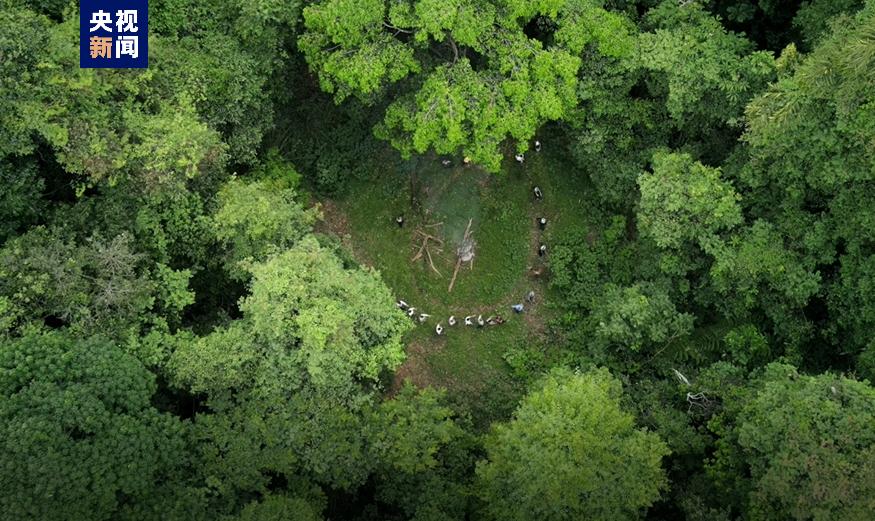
[341,157,531,308]
[330,143,596,426]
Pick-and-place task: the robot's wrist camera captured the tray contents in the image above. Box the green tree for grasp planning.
[17,12,229,189]
[638,2,774,156]
[0,8,53,158]
[638,152,743,249]
[234,493,325,521]
[567,1,773,206]
[369,383,463,475]
[0,330,192,521]
[369,383,471,521]
[704,220,820,346]
[0,157,44,243]
[548,216,627,312]
[45,175,217,272]
[590,282,694,353]
[476,367,669,521]
[566,49,665,207]
[212,177,320,279]
[238,236,410,387]
[793,0,865,47]
[737,1,875,366]
[0,227,193,337]
[169,236,412,497]
[0,4,293,189]
[300,0,635,171]
[150,0,304,162]
[709,363,875,520]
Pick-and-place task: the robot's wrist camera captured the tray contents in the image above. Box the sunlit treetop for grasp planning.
[299,0,635,171]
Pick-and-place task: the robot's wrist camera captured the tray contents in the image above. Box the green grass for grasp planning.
[327,143,596,426]
[340,157,531,306]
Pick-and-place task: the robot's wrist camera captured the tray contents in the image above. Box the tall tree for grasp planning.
[708,363,875,520]
[0,227,193,338]
[368,383,471,520]
[588,282,694,355]
[0,331,195,521]
[638,152,743,250]
[737,0,875,367]
[300,0,635,171]
[0,157,44,243]
[169,236,411,502]
[476,367,669,521]
[211,177,319,279]
[638,1,775,159]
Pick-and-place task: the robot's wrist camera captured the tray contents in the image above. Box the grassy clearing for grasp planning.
[320,142,596,426]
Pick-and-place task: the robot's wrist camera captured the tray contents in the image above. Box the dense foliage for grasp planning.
[477,367,669,521]
[2,0,875,520]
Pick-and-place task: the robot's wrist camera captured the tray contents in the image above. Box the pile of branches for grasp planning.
[449,218,475,293]
[411,222,444,277]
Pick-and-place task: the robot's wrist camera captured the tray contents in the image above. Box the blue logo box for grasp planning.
[80,0,148,68]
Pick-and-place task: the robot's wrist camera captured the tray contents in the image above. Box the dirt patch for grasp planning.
[316,199,378,269]
[520,292,548,338]
[389,339,445,395]
[518,194,551,338]
[316,199,351,240]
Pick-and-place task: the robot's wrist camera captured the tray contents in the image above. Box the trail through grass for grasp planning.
[319,142,596,426]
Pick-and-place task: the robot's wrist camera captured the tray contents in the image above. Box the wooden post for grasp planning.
[448,257,462,293]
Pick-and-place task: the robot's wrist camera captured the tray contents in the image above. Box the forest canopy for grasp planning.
[2,0,875,520]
